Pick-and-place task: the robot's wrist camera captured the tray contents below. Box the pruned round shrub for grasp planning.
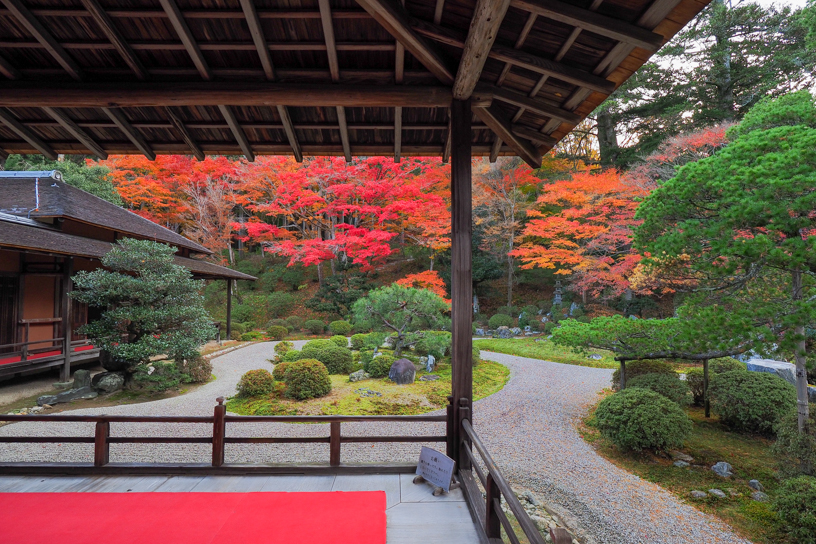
[570,308,585,318]
[521,305,539,318]
[236,369,276,398]
[241,331,264,342]
[179,355,212,383]
[685,367,705,406]
[284,359,331,400]
[612,359,674,390]
[773,476,816,544]
[359,349,374,366]
[595,387,692,451]
[773,407,816,477]
[282,349,302,362]
[231,322,247,335]
[709,370,797,435]
[274,340,294,356]
[488,314,514,329]
[627,372,691,406]
[300,340,354,374]
[365,354,395,378]
[576,315,591,323]
[230,330,243,341]
[304,319,325,335]
[285,315,304,331]
[328,320,352,336]
[272,361,291,381]
[350,333,367,351]
[709,358,746,375]
[267,325,289,340]
[330,335,349,348]
[543,321,557,334]
[495,305,517,316]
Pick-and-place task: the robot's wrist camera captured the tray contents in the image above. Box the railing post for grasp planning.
[212,397,226,467]
[330,421,341,466]
[94,420,110,467]
[485,473,501,538]
[550,528,573,544]
[446,395,454,459]
[458,398,471,471]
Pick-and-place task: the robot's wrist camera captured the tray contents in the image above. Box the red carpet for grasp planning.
[0,345,95,365]
[0,491,386,544]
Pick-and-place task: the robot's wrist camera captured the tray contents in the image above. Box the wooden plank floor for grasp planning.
[0,473,480,543]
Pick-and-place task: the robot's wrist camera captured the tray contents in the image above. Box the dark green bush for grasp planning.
[328,320,353,335]
[365,354,395,378]
[230,330,243,341]
[241,331,264,341]
[627,372,691,406]
[300,340,354,374]
[571,308,585,318]
[236,369,276,397]
[267,325,289,340]
[773,476,816,544]
[266,292,295,318]
[612,359,674,390]
[352,320,372,334]
[350,333,367,351]
[231,322,247,335]
[543,321,557,334]
[595,387,692,452]
[709,370,797,435]
[773,407,816,477]
[284,359,331,400]
[130,361,185,392]
[489,314,514,329]
[304,319,325,335]
[274,341,294,356]
[285,315,304,331]
[330,335,349,348]
[709,358,746,374]
[495,305,518,316]
[413,339,429,356]
[272,361,291,381]
[359,349,374,366]
[282,349,302,362]
[576,315,591,323]
[521,305,539,318]
[685,368,705,406]
[179,355,212,383]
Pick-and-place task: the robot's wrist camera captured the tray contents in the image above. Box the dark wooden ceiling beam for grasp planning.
[0,53,20,80]
[0,40,397,52]
[355,0,455,86]
[80,0,148,80]
[218,105,254,162]
[510,0,664,52]
[0,8,374,19]
[159,0,212,80]
[394,106,402,162]
[474,106,540,168]
[42,107,107,159]
[317,0,351,162]
[511,124,556,147]
[0,82,455,108]
[276,105,303,162]
[0,108,57,159]
[433,0,445,24]
[0,0,83,81]
[336,106,352,162]
[102,107,155,160]
[473,85,581,125]
[239,0,275,80]
[0,147,8,163]
[15,119,488,131]
[164,107,204,160]
[452,0,511,100]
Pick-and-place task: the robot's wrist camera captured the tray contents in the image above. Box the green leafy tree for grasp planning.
[635,91,816,432]
[306,263,371,317]
[352,285,450,357]
[71,239,214,375]
[3,155,122,205]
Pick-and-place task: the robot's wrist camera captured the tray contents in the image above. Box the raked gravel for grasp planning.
[0,341,750,544]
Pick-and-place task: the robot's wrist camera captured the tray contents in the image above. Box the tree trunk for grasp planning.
[597,108,620,166]
[792,268,810,434]
[506,254,513,308]
[712,0,735,120]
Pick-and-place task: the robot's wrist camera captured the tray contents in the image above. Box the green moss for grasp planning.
[474,338,617,368]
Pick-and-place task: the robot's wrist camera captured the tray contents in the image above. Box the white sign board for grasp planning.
[416,446,455,492]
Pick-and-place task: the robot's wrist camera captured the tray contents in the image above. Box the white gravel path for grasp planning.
[0,342,750,544]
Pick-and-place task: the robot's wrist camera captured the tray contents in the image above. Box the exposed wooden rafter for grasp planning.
[336,106,352,162]
[81,0,148,80]
[239,0,275,80]
[394,106,402,162]
[318,0,351,162]
[473,85,582,125]
[102,107,156,160]
[164,106,205,160]
[511,124,556,147]
[0,108,57,159]
[0,53,20,80]
[474,106,541,168]
[433,0,445,25]
[0,0,83,80]
[218,105,255,162]
[355,0,455,86]
[159,0,211,80]
[42,107,107,159]
[452,0,511,100]
[277,105,303,163]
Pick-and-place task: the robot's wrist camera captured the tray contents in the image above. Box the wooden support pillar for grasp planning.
[703,359,710,418]
[330,421,341,466]
[225,279,233,340]
[212,396,226,467]
[60,257,73,382]
[484,473,501,538]
[449,98,473,472]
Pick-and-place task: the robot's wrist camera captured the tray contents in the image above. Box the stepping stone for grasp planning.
[690,491,708,499]
[708,489,727,499]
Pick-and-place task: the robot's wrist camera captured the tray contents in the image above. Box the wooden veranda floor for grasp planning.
[0,473,479,544]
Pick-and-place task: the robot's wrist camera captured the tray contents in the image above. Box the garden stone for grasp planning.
[522,490,539,506]
[72,369,92,389]
[587,354,603,360]
[419,375,440,382]
[751,492,769,502]
[99,350,131,372]
[389,358,416,385]
[712,462,733,477]
[355,387,381,397]
[349,369,370,382]
[92,371,125,393]
[496,326,512,339]
[628,315,638,320]
[746,358,797,386]
[708,489,726,499]
[475,328,485,336]
[748,480,764,492]
[670,450,694,463]
[690,491,708,499]
[510,327,522,335]
[673,461,690,468]
[37,386,97,406]
[808,385,816,403]
[569,302,580,315]
[425,354,436,372]
[524,326,531,332]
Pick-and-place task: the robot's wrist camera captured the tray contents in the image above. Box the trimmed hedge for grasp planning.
[284,359,331,400]
[236,369,276,398]
[241,331,264,341]
[304,319,325,334]
[709,370,797,435]
[773,408,816,478]
[267,325,289,340]
[328,320,353,335]
[272,361,291,381]
[330,335,349,348]
[627,372,691,406]
[595,387,692,452]
[709,358,746,374]
[282,349,302,362]
[350,333,367,351]
[612,359,674,390]
[364,354,395,378]
[773,476,816,544]
[300,339,354,374]
[274,341,294,356]
[488,314,514,329]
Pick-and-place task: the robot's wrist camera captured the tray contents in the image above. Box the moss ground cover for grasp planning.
[474,338,618,369]
[582,400,784,543]
[227,360,509,416]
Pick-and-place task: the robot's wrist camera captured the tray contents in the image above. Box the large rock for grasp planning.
[424,354,436,373]
[746,358,797,386]
[349,369,370,383]
[495,326,512,339]
[749,480,764,492]
[388,358,416,385]
[809,385,816,403]
[72,369,92,389]
[510,327,522,336]
[92,371,126,393]
[37,387,97,406]
[708,489,727,499]
[475,328,485,336]
[712,462,733,477]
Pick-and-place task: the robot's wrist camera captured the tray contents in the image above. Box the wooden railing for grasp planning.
[0,397,447,474]
[460,419,572,544]
[0,337,96,363]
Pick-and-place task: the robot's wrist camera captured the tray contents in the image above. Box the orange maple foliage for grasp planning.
[395,270,449,302]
